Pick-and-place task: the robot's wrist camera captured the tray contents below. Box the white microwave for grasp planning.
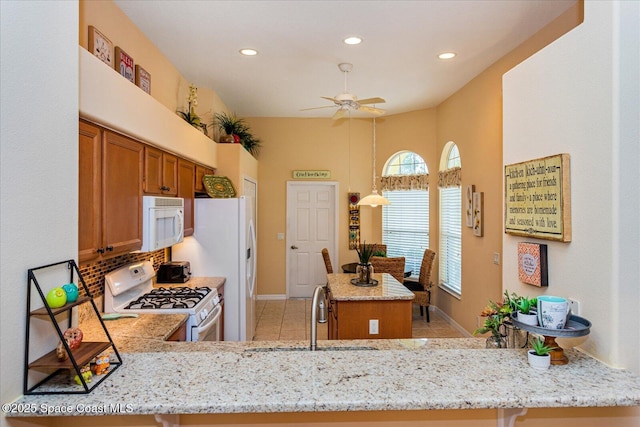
[141,196,184,252]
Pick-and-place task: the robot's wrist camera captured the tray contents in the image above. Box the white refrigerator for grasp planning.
[172,197,257,341]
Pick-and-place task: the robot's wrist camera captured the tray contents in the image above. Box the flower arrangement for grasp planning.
[473,298,512,344]
[177,84,202,128]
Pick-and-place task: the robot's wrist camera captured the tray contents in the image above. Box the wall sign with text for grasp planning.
[292,170,331,179]
[504,153,571,242]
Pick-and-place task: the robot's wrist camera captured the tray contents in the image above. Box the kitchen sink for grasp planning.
[245,345,378,352]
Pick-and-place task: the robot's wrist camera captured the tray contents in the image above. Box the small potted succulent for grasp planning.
[355,242,376,284]
[514,296,538,326]
[528,337,555,370]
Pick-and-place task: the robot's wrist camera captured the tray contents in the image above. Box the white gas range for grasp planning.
[103,261,222,342]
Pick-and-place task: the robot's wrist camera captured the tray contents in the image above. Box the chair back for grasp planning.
[321,248,333,274]
[359,243,387,257]
[419,249,437,291]
[370,256,405,283]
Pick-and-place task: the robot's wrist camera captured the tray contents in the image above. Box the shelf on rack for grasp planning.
[29,342,114,369]
[30,296,92,316]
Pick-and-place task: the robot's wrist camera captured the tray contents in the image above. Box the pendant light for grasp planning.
[358,117,389,207]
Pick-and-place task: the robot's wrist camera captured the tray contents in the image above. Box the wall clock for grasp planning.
[88,26,113,67]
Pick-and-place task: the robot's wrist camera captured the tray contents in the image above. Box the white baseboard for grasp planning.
[431,306,473,337]
[256,294,287,301]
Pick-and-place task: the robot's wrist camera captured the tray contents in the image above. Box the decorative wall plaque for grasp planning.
[504,153,571,242]
[518,242,548,287]
[114,47,134,83]
[348,192,360,250]
[292,170,331,179]
[88,26,113,67]
[135,65,151,94]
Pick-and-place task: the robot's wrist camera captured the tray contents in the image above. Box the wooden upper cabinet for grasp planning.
[178,158,195,237]
[144,146,178,195]
[78,121,143,263]
[102,130,144,256]
[195,164,215,193]
[79,121,103,263]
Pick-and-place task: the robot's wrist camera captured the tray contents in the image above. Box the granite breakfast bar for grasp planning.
[6,291,640,427]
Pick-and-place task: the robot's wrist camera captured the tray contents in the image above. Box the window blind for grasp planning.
[439,186,462,295]
[382,190,429,278]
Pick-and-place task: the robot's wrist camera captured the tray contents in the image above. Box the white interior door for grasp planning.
[286,182,338,298]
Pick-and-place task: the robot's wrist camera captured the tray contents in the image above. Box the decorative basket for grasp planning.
[202,175,236,198]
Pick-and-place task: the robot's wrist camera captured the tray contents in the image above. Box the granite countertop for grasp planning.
[327,272,415,301]
[8,279,640,417]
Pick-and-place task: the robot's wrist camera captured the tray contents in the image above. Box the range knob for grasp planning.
[200,309,208,321]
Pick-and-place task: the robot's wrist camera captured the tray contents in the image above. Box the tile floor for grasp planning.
[253,298,466,341]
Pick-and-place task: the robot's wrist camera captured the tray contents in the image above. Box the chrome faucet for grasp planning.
[310,285,328,351]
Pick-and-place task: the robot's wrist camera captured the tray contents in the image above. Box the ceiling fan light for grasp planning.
[239,48,258,56]
[358,190,390,207]
[343,36,362,45]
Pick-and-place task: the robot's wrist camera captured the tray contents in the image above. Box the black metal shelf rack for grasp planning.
[24,259,122,394]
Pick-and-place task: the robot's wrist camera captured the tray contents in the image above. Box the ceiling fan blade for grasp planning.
[332,109,347,120]
[321,96,339,103]
[358,97,386,105]
[358,105,386,115]
[300,105,336,111]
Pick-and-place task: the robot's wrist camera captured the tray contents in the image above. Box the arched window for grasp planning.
[381,151,429,278]
[438,142,462,296]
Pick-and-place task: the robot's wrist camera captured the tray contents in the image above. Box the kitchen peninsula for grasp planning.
[326,272,415,339]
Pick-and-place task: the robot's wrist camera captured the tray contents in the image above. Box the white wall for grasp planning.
[0,2,78,426]
[503,0,640,374]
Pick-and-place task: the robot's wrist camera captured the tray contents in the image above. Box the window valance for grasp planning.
[438,167,462,188]
[380,174,429,191]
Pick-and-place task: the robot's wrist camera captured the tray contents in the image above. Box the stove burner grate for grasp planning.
[124,286,212,310]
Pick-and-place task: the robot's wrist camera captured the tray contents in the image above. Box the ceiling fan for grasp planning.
[302,63,386,120]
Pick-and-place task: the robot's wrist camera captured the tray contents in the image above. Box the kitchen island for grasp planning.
[326,272,415,339]
[7,309,640,427]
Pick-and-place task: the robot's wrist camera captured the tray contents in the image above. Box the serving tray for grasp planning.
[203,175,236,198]
[350,278,379,287]
[511,313,591,338]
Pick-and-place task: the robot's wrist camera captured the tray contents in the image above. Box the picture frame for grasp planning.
[88,26,113,67]
[135,65,151,94]
[465,185,475,227]
[472,192,483,237]
[518,242,548,287]
[114,47,135,83]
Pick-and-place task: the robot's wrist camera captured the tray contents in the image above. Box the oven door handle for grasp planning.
[194,304,222,340]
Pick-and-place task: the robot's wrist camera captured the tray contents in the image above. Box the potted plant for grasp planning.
[514,296,538,326]
[528,337,555,370]
[177,84,202,129]
[473,299,511,348]
[214,112,262,157]
[355,242,376,284]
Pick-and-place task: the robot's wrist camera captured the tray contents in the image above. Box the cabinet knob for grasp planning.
[106,245,114,252]
[97,248,105,254]
[161,185,170,191]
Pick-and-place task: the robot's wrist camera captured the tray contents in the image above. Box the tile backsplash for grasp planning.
[78,249,166,299]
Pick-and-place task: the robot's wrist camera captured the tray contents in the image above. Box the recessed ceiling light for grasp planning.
[343,36,362,45]
[239,48,258,56]
[438,52,456,60]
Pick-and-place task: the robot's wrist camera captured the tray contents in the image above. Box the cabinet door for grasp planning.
[178,158,195,237]
[103,130,143,255]
[144,147,178,195]
[194,164,214,193]
[78,121,103,264]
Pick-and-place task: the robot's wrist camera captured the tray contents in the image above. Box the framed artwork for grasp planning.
[518,242,548,287]
[88,26,113,67]
[135,65,151,94]
[114,47,135,83]
[465,185,475,227]
[472,192,483,237]
[348,192,361,250]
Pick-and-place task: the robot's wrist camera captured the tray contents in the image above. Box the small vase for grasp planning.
[356,263,373,283]
[516,311,539,326]
[485,335,507,349]
[528,350,551,370]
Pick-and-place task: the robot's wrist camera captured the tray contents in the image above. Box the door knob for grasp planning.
[291,245,298,249]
